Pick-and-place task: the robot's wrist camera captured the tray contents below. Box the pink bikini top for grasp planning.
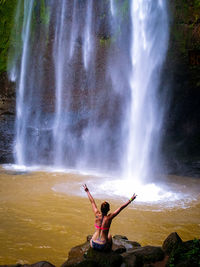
[95,224,109,231]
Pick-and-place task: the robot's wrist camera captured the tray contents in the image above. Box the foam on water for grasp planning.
[3,164,198,210]
[52,181,196,211]
[50,170,198,208]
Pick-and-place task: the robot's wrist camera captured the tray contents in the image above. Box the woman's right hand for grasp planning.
[130,193,137,201]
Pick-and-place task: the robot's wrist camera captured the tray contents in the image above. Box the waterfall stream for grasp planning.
[125,0,169,182]
[8,0,169,185]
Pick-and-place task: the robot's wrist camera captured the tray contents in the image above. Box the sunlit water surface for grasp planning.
[0,165,200,266]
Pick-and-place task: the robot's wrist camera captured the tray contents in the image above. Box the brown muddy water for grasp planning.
[0,165,199,266]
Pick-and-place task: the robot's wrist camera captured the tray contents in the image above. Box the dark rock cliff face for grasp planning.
[0,72,15,163]
[0,0,200,172]
[161,0,200,176]
[0,0,16,163]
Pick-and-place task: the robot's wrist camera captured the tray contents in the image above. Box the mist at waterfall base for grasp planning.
[6,1,198,207]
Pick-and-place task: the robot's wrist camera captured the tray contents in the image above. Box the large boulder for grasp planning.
[122,246,165,267]
[162,232,182,255]
[84,247,123,267]
[61,240,90,267]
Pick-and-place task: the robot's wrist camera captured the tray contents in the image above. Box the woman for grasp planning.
[83,184,137,251]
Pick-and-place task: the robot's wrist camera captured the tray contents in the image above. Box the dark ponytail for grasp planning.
[101,201,110,215]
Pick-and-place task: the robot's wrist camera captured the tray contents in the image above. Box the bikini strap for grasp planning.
[95,224,109,230]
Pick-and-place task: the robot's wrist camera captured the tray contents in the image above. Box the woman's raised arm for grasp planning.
[110,193,137,220]
[83,184,98,215]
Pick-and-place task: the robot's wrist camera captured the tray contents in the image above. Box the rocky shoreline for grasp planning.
[1,232,199,267]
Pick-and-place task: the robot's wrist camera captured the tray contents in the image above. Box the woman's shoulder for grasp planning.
[106,212,115,220]
[95,210,101,217]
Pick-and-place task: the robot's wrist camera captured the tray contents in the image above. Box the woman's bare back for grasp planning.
[93,211,112,242]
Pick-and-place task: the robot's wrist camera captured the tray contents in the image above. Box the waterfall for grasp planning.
[124,0,169,182]
[8,0,35,164]
[8,0,169,183]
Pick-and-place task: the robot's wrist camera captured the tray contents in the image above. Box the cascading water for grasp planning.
[9,0,35,165]
[124,0,169,183]
[8,0,169,194]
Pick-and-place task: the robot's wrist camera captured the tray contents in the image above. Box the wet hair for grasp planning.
[101,201,110,215]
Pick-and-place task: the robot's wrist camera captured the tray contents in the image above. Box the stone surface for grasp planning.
[113,235,128,240]
[85,247,123,267]
[0,262,55,267]
[0,114,15,163]
[112,235,141,252]
[62,236,165,267]
[162,0,200,173]
[162,232,182,255]
[112,245,126,254]
[121,251,137,267]
[23,262,55,267]
[61,241,90,267]
[122,246,165,267]
[0,72,15,164]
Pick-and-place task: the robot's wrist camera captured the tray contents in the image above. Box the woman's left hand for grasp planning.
[82,184,89,192]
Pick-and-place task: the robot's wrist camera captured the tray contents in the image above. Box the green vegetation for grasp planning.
[0,0,17,73]
[168,239,200,267]
[170,0,200,58]
[40,0,50,26]
[32,0,50,30]
[0,0,51,75]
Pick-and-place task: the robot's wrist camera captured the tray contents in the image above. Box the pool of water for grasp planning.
[0,165,200,266]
